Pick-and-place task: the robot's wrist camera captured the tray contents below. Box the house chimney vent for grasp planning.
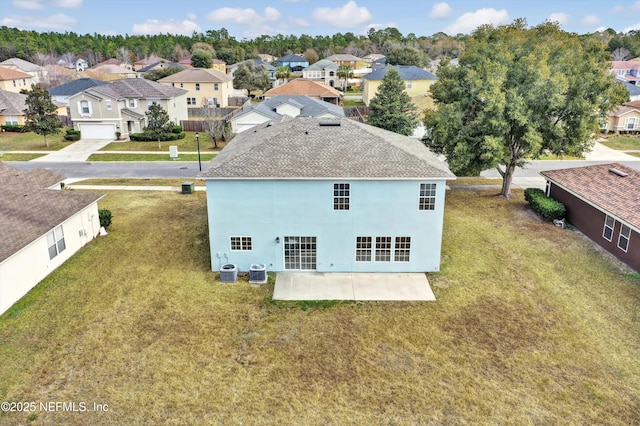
[609,168,628,177]
[319,122,341,127]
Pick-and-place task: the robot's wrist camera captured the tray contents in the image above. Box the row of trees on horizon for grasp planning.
[4,23,640,70]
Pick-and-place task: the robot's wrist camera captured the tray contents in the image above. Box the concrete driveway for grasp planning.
[31,139,113,162]
[273,272,436,301]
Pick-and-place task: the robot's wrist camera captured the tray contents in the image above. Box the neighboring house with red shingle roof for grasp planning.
[0,67,35,93]
[0,89,27,125]
[0,162,104,315]
[263,78,342,104]
[0,58,47,85]
[541,163,640,271]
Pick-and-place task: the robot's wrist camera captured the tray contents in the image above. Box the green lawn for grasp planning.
[73,178,206,187]
[626,152,640,158]
[0,153,46,161]
[0,130,70,151]
[600,136,640,150]
[100,132,223,152]
[87,153,217,161]
[343,99,365,108]
[0,189,639,424]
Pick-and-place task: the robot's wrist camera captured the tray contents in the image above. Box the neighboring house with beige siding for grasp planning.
[0,68,35,93]
[0,58,47,85]
[0,163,103,315]
[158,67,233,108]
[68,78,187,140]
[604,105,640,133]
[362,65,437,106]
[0,90,27,125]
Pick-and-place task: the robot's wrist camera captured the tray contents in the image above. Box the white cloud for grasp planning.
[186,12,197,21]
[312,1,372,28]
[264,6,281,21]
[612,2,640,13]
[290,17,311,28]
[548,12,569,25]
[624,22,640,33]
[582,15,600,26]
[443,8,509,35]
[206,6,282,26]
[364,22,398,33]
[12,0,82,9]
[1,12,76,30]
[594,26,607,33]
[429,2,452,19]
[132,19,201,36]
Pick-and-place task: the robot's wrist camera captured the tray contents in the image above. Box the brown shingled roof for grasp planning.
[541,163,640,230]
[0,163,103,263]
[264,78,341,99]
[0,67,32,81]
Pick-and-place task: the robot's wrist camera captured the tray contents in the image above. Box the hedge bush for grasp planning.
[99,209,112,228]
[129,132,186,141]
[64,128,81,141]
[1,124,27,132]
[524,188,566,222]
[171,125,183,134]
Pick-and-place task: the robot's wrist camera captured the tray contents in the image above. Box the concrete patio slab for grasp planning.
[273,272,435,301]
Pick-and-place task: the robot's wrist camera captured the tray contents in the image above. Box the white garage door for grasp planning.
[78,124,115,140]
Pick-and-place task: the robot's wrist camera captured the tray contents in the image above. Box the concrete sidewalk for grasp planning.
[30,139,114,162]
[584,141,639,161]
[273,272,436,301]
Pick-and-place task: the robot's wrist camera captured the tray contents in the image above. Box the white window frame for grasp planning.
[230,236,252,251]
[406,81,413,89]
[79,100,91,116]
[355,237,372,262]
[105,99,112,111]
[375,236,392,262]
[4,116,18,125]
[394,237,411,262]
[419,183,437,210]
[617,225,631,252]
[46,225,66,260]
[127,99,137,108]
[214,83,219,90]
[603,215,615,242]
[625,116,638,130]
[333,183,350,210]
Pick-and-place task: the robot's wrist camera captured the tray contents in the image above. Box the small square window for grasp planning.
[46,225,66,260]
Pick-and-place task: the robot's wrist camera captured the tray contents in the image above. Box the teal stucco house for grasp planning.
[199,117,455,273]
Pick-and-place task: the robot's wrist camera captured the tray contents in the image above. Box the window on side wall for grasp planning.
[375,237,392,262]
[618,225,631,252]
[128,99,136,108]
[603,215,615,242]
[394,237,411,262]
[333,183,350,210]
[355,237,372,262]
[230,236,252,251]
[46,226,66,260]
[80,100,90,115]
[419,183,436,210]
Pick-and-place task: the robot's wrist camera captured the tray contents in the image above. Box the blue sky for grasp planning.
[2,0,640,38]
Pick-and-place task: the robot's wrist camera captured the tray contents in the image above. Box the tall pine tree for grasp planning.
[367,68,418,136]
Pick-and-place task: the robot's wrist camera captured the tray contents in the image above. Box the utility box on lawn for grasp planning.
[181,181,194,194]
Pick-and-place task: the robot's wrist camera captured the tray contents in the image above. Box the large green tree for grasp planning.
[424,20,627,197]
[233,61,270,97]
[21,85,64,147]
[191,50,212,68]
[144,102,172,149]
[367,68,418,136]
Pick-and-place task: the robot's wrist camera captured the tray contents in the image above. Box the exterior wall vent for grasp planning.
[319,122,341,126]
[609,168,628,177]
